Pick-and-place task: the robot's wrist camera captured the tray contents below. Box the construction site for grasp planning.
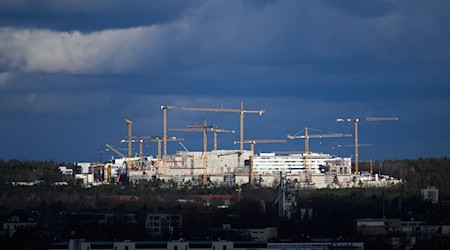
[74,102,401,189]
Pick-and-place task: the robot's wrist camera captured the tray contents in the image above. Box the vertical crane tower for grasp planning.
[337,117,398,174]
[161,106,174,179]
[211,127,235,151]
[170,118,211,185]
[182,102,265,151]
[151,136,184,165]
[125,119,132,158]
[170,119,234,185]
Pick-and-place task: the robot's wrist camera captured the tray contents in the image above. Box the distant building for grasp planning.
[421,186,439,204]
[58,166,73,175]
[356,218,449,240]
[145,213,182,238]
[277,177,297,219]
[50,240,364,250]
[2,215,37,237]
[241,227,278,241]
[356,218,402,235]
[76,162,91,174]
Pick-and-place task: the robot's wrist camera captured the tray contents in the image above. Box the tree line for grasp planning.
[358,157,450,197]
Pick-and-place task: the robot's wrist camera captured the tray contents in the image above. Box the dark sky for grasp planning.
[0,0,449,162]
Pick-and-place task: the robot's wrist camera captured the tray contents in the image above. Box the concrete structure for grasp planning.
[253,152,351,175]
[252,152,352,188]
[74,149,400,189]
[164,150,252,185]
[76,162,91,174]
[277,177,297,219]
[161,150,353,188]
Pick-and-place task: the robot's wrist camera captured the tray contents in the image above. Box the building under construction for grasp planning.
[76,103,400,188]
[84,149,357,189]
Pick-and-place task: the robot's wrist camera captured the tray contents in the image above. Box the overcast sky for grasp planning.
[0,0,449,162]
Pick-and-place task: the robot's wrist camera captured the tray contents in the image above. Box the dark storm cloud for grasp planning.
[0,0,201,31]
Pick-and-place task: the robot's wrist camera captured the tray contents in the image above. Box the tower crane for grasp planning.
[170,118,212,185]
[182,102,265,151]
[336,117,398,174]
[171,121,234,152]
[233,139,287,186]
[170,118,230,185]
[287,127,352,183]
[161,105,174,179]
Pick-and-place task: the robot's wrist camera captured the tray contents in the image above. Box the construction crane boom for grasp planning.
[170,126,234,151]
[182,102,264,151]
[288,133,351,139]
[182,107,264,114]
[105,144,127,158]
[234,140,287,144]
[337,116,398,174]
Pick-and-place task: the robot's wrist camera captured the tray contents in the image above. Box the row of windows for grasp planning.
[147,215,180,220]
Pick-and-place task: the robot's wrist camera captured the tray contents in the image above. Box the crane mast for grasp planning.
[170,118,214,185]
[151,137,184,167]
[161,106,174,179]
[211,127,235,151]
[125,119,132,158]
[337,117,398,174]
